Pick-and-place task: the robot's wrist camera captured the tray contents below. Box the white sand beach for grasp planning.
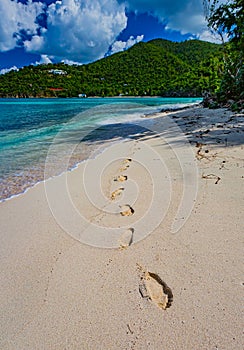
[0,106,243,349]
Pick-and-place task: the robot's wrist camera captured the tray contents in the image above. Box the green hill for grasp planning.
[0,39,224,98]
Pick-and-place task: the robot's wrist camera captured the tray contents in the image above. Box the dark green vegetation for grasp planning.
[204,0,243,110]
[0,39,224,98]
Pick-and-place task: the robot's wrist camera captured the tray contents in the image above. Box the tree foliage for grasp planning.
[204,0,244,108]
[0,39,223,98]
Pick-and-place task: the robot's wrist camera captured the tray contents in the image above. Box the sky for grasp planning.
[0,0,224,74]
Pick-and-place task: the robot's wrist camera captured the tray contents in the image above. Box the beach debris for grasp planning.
[195,142,217,161]
[120,205,134,216]
[111,187,124,200]
[202,173,221,184]
[119,228,134,249]
[114,175,128,182]
[219,160,228,170]
[195,142,205,160]
[139,271,173,310]
[126,324,133,334]
[139,283,149,298]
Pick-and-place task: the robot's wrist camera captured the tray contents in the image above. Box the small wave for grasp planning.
[0,98,201,202]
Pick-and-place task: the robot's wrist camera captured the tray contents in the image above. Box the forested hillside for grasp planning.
[0,39,224,98]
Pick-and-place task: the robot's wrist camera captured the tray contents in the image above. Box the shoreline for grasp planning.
[0,105,243,349]
[0,95,203,99]
[0,137,122,203]
[0,102,202,202]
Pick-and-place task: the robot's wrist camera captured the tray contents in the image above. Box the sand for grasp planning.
[0,106,243,349]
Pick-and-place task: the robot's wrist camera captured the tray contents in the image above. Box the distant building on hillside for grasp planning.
[49,69,67,75]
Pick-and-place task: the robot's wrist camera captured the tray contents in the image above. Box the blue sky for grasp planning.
[0,0,222,73]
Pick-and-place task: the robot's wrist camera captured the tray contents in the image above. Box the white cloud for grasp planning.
[125,0,179,17]
[35,54,53,65]
[24,33,45,52]
[165,8,206,36]
[163,0,229,43]
[61,59,83,66]
[126,0,226,43]
[111,34,144,54]
[126,0,203,21]
[198,29,229,44]
[0,65,19,75]
[0,0,44,51]
[0,0,228,65]
[25,0,127,63]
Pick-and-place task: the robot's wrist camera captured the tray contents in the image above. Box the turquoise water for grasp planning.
[0,97,201,200]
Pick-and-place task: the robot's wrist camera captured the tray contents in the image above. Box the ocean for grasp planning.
[0,97,202,201]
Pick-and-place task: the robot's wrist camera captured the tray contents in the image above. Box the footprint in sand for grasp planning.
[120,204,134,216]
[120,165,129,171]
[120,165,130,171]
[120,158,132,171]
[119,228,134,249]
[111,187,124,200]
[139,271,173,310]
[114,175,128,182]
[123,158,132,164]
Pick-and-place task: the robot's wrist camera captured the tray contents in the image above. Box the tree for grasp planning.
[204,0,243,45]
[203,0,244,107]
[0,39,223,98]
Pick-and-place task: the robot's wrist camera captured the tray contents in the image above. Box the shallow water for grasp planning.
[0,97,202,200]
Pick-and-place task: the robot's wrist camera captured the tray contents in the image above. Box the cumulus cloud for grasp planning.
[24,33,45,52]
[0,65,19,75]
[35,54,53,65]
[165,12,205,37]
[126,0,213,40]
[125,0,182,18]
[198,30,229,43]
[0,0,44,51]
[0,0,227,65]
[111,35,144,54]
[61,59,83,65]
[24,0,127,63]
